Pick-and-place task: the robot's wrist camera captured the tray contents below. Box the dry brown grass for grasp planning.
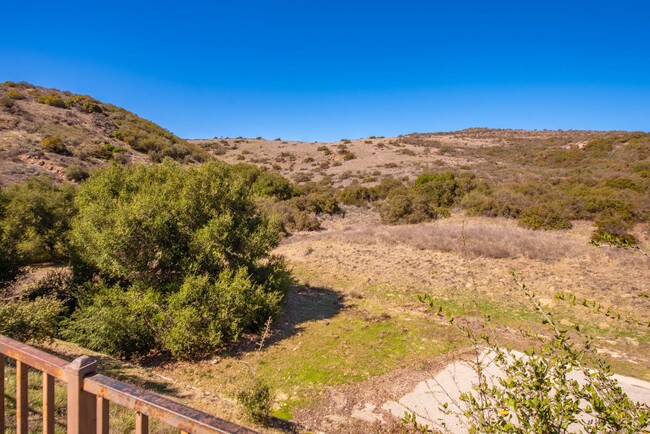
[337,220,588,261]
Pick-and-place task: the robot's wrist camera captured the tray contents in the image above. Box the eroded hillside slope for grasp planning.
[0,81,207,185]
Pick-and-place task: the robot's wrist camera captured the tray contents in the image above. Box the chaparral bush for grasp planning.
[65,161,290,358]
[1,176,76,263]
[41,135,68,154]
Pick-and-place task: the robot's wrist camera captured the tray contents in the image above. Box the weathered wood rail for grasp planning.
[0,334,257,434]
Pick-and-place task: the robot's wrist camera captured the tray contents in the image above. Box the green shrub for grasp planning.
[41,136,67,154]
[0,189,23,287]
[1,177,76,263]
[65,165,90,182]
[71,161,282,286]
[237,378,273,425]
[37,93,68,108]
[591,209,638,247]
[90,143,124,160]
[293,173,312,183]
[584,137,614,153]
[317,145,331,155]
[413,172,459,209]
[235,165,298,200]
[289,210,322,231]
[379,188,438,224]
[373,173,464,225]
[603,177,640,191]
[337,185,372,206]
[289,192,340,215]
[26,269,76,315]
[368,177,403,200]
[68,94,102,113]
[518,205,573,230]
[342,151,356,160]
[0,96,14,108]
[4,89,25,100]
[164,268,287,358]
[634,162,650,178]
[0,297,63,342]
[461,185,526,218]
[64,283,163,358]
[67,161,289,359]
[257,198,322,232]
[108,107,206,163]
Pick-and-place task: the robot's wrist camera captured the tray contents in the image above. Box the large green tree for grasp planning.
[66,161,290,358]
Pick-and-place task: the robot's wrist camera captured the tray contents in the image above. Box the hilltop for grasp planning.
[192,128,649,187]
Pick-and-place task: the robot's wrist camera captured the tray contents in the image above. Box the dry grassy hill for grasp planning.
[192,129,648,187]
[0,81,207,185]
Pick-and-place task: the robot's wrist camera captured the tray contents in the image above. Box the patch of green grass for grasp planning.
[291,263,650,382]
[258,316,423,386]
[272,403,294,420]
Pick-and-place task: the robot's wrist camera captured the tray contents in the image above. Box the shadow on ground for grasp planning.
[224,282,346,357]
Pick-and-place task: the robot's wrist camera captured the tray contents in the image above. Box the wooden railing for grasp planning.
[0,335,257,434]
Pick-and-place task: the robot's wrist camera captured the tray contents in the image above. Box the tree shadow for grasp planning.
[223,282,346,357]
[21,283,344,433]
[265,415,306,433]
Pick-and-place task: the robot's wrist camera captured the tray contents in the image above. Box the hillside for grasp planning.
[0,81,208,185]
[194,129,650,232]
[2,81,648,209]
[193,129,650,187]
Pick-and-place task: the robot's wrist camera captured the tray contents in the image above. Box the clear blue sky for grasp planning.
[2,1,649,141]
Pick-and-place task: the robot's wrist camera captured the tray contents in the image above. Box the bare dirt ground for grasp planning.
[279,208,649,336]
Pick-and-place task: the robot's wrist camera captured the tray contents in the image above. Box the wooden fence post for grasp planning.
[65,356,97,434]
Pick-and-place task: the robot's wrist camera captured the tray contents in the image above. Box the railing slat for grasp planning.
[97,396,110,434]
[136,411,149,434]
[16,361,28,434]
[0,355,5,433]
[43,373,55,434]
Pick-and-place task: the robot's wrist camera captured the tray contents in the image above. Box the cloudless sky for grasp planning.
[1,1,649,141]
